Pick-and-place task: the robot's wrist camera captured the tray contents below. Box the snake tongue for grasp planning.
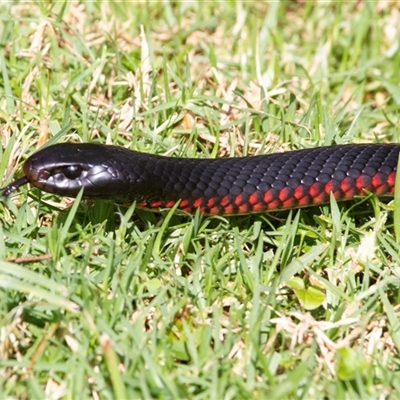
[1,176,30,198]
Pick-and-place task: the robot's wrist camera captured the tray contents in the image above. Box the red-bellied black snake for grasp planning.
[1,142,399,215]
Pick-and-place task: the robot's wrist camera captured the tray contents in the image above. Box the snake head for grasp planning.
[1,143,147,201]
[21,143,139,199]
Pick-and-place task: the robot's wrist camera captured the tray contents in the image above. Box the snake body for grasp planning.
[2,143,399,214]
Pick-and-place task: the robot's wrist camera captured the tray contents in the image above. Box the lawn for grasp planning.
[1,1,400,399]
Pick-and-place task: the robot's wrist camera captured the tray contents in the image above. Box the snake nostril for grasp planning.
[38,170,51,182]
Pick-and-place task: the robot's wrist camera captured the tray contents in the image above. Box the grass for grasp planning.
[1,1,400,398]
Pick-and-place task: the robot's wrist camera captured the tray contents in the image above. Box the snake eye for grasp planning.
[63,165,82,179]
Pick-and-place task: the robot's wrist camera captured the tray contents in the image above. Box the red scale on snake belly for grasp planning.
[263,189,279,209]
[371,173,390,195]
[293,185,311,207]
[180,199,194,213]
[323,180,343,201]
[248,192,265,212]
[165,200,176,208]
[204,197,221,214]
[219,196,236,214]
[339,177,357,199]
[180,199,189,208]
[207,197,217,208]
[233,193,244,207]
[145,200,163,209]
[250,202,265,213]
[324,180,337,195]
[222,204,235,214]
[220,196,230,207]
[232,193,250,214]
[279,187,297,209]
[192,198,202,208]
[267,199,281,210]
[308,182,328,204]
[248,192,259,206]
[355,175,372,192]
[206,206,219,214]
